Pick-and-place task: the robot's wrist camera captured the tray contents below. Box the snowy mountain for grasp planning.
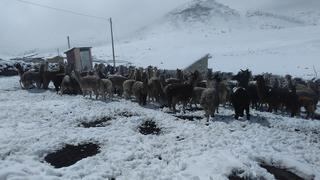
[92,0,320,79]
[166,0,240,27]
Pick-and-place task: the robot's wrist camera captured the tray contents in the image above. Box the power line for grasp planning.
[15,0,108,21]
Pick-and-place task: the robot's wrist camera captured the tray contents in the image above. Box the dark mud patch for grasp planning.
[117,111,139,117]
[260,164,304,180]
[44,143,100,168]
[176,136,185,141]
[228,175,247,180]
[139,121,161,135]
[174,115,203,121]
[80,116,113,128]
[228,170,249,180]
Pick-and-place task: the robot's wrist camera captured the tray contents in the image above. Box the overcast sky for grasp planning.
[0,0,187,56]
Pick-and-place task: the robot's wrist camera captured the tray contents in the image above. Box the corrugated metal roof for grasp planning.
[64,47,92,54]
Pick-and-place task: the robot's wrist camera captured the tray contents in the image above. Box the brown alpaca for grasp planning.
[123,79,136,99]
[14,63,42,89]
[108,75,128,96]
[148,77,162,102]
[132,72,148,105]
[99,78,113,100]
[74,72,100,99]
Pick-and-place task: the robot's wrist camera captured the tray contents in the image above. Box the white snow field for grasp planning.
[1,0,320,179]
[92,0,320,79]
[0,77,320,179]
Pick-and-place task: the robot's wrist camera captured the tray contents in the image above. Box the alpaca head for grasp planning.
[233,69,252,88]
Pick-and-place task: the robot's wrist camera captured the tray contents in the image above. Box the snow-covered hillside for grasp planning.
[92,0,320,79]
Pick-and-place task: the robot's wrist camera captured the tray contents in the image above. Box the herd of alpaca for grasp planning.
[14,62,320,122]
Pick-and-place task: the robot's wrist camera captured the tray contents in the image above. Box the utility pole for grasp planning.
[67,36,71,49]
[109,18,116,71]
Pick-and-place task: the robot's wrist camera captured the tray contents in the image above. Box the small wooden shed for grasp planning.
[65,47,93,72]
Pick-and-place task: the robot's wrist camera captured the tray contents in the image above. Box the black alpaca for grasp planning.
[164,71,199,113]
[231,69,251,120]
[41,63,65,93]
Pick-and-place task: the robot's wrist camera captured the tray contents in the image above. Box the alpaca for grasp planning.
[108,75,128,96]
[164,71,199,113]
[99,78,113,100]
[41,63,65,93]
[190,87,206,108]
[247,82,259,109]
[14,63,42,89]
[231,87,251,120]
[200,87,219,123]
[123,79,136,99]
[59,74,82,95]
[148,77,162,102]
[230,70,251,120]
[297,95,316,119]
[199,75,227,122]
[296,87,318,119]
[216,81,229,112]
[134,68,142,81]
[74,72,100,99]
[206,74,229,113]
[132,73,148,105]
[254,75,279,111]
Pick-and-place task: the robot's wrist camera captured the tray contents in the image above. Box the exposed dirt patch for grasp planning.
[139,121,161,135]
[260,164,304,180]
[228,175,247,180]
[80,117,113,128]
[44,143,100,168]
[228,169,247,180]
[117,111,139,117]
[174,115,203,121]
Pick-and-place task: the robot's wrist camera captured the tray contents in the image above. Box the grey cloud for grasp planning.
[0,0,187,56]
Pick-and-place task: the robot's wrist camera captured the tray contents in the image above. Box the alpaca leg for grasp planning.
[182,101,187,114]
[211,108,215,118]
[143,95,147,105]
[54,81,60,93]
[95,90,99,100]
[234,109,239,120]
[59,87,65,95]
[246,106,250,120]
[19,80,25,89]
[172,102,176,113]
[36,81,41,89]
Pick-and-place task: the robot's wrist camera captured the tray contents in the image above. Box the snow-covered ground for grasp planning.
[1,76,320,180]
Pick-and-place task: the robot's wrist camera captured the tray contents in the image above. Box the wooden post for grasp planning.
[67,36,71,49]
[110,18,116,72]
